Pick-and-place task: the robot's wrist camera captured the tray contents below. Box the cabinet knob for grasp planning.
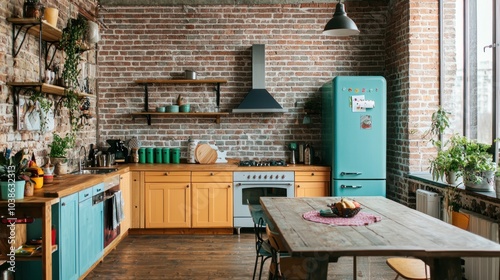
[186,185,189,188]
[311,173,315,176]
[62,202,66,206]
[297,185,301,188]
[164,172,169,176]
[135,206,138,208]
[227,185,231,188]
[210,172,214,176]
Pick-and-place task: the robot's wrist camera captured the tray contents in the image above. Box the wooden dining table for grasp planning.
[260,196,500,280]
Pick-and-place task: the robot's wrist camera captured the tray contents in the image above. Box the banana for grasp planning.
[341,198,356,209]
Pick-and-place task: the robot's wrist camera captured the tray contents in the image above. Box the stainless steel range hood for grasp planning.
[232,44,287,113]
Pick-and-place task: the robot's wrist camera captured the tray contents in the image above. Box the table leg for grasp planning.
[430,257,462,280]
[306,255,329,280]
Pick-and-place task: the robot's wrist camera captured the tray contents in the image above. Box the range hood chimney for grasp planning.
[232,44,287,113]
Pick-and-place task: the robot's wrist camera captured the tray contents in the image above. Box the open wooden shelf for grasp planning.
[131,112,229,124]
[134,79,228,84]
[7,18,62,42]
[133,79,228,125]
[7,82,95,98]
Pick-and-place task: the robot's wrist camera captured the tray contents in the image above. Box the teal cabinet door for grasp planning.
[78,189,93,275]
[60,193,79,280]
[91,201,104,263]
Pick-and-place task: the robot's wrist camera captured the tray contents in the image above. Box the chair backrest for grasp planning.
[248,203,267,228]
[452,211,470,230]
[266,225,287,252]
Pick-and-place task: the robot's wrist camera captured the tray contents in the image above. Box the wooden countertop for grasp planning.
[17,163,329,202]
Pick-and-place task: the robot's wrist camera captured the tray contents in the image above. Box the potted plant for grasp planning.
[23,0,43,19]
[49,133,75,175]
[0,149,31,200]
[453,135,496,191]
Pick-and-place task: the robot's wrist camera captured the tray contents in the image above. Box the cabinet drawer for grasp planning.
[192,171,232,183]
[295,171,330,182]
[92,183,105,195]
[144,171,191,183]
[79,188,92,202]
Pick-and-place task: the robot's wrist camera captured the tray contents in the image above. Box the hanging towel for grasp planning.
[112,190,125,229]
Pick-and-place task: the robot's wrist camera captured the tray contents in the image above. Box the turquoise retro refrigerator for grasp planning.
[321,76,387,197]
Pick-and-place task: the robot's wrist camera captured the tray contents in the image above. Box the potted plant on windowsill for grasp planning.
[0,149,31,200]
[49,133,75,175]
[457,136,496,192]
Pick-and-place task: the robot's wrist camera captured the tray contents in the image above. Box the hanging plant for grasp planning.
[60,15,88,132]
[28,90,53,132]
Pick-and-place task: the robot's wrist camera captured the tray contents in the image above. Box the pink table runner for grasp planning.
[302,210,381,226]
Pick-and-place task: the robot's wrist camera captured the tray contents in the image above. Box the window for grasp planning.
[442,0,496,149]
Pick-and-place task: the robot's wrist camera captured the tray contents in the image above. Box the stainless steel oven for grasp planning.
[233,171,294,233]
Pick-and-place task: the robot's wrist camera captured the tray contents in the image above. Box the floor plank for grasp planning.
[85,233,397,279]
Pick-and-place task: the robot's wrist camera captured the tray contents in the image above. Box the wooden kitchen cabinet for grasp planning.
[191,172,233,228]
[131,171,144,228]
[145,171,191,228]
[120,172,132,232]
[295,171,330,197]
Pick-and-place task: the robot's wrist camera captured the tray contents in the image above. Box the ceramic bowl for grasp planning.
[179,104,190,113]
[166,105,179,113]
[156,106,166,113]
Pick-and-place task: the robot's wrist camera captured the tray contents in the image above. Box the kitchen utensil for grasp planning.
[185,70,197,80]
[195,144,217,164]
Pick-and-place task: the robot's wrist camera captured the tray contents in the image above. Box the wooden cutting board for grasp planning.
[195,144,218,164]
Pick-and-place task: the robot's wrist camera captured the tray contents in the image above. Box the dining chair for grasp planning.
[266,225,309,280]
[248,203,272,280]
[386,212,470,280]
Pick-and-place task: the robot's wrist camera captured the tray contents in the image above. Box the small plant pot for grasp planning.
[1,181,26,200]
[463,170,495,192]
[445,171,461,185]
[23,2,43,19]
[44,7,59,27]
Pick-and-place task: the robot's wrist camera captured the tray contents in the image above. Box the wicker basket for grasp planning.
[327,203,362,218]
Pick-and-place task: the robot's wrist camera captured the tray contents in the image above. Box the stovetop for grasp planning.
[238,159,287,167]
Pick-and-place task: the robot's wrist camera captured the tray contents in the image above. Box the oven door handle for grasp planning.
[235,183,293,187]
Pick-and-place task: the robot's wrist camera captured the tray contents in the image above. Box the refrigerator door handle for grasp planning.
[341,185,363,189]
[340,172,362,176]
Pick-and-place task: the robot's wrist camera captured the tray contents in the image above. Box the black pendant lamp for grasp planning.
[323,0,360,36]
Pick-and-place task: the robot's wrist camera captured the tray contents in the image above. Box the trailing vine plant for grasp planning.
[60,15,88,132]
[28,90,53,132]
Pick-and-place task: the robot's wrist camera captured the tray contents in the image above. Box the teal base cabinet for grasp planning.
[60,192,79,280]
[13,183,105,280]
[78,187,93,275]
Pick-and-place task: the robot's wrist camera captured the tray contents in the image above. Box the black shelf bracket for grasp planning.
[215,82,221,111]
[11,22,38,58]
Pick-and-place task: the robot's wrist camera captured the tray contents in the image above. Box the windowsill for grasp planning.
[407,172,498,201]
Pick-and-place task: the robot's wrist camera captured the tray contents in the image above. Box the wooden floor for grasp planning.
[85,232,398,280]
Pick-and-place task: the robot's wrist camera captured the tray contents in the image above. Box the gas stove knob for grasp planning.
[269,175,273,179]
[264,175,268,179]
[281,175,285,179]
[275,175,279,180]
[247,175,251,179]
[258,175,262,179]
[253,175,256,179]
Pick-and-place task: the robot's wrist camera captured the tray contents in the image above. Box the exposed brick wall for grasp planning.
[97,2,388,161]
[385,0,440,205]
[0,0,98,169]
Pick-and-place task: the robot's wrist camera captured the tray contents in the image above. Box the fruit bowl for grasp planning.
[327,198,362,218]
[327,205,361,218]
